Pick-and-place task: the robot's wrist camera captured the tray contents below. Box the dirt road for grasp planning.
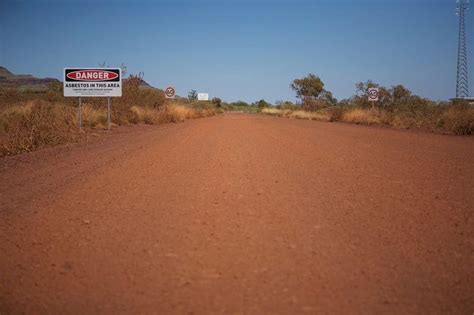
[1,114,473,314]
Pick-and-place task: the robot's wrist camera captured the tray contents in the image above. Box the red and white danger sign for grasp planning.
[64,68,122,97]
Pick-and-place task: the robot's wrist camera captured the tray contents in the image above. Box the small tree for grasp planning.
[255,99,271,109]
[98,62,127,77]
[188,90,197,101]
[391,84,412,102]
[319,90,338,106]
[291,74,325,102]
[211,97,222,107]
[291,73,335,111]
[120,63,128,77]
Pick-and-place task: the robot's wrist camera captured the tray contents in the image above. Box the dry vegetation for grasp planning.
[262,104,474,135]
[271,74,474,135]
[264,76,474,136]
[0,76,220,156]
[262,108,333,121]
[1,73,472,157]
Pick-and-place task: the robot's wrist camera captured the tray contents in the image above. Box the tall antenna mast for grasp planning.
[456,0,469,98]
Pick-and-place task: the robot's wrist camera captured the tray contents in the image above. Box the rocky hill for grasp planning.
[0,66,61,91]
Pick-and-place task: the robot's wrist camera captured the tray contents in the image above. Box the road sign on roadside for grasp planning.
[64,68,122,131]
[198,93,209,101]
[368,88,379,102]
[165,86,176,98]
[64,68,122,97]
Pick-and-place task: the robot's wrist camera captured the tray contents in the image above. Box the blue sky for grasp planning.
[0,0,472,103]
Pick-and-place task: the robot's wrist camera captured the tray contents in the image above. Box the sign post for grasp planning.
[107,97,111,130]
[64,68,122,130]
[78,97,82,129]
[368,88,379,108]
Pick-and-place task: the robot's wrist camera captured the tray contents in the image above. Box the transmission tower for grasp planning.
[456,0,469,98]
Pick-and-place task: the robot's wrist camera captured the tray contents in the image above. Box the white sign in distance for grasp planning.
[165,86,176,98]
[368,88,380,102]
[64,68,122,97]
[197,93,209,101]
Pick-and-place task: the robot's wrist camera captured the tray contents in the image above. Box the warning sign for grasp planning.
[64,68,122,97]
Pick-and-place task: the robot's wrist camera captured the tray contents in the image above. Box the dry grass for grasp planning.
[290,110,331,121]
[81,105,107,128]
[0,100,218,156]
[262,105,474,135]
[262,108,332,121]
[438,105,474,135]
[341,108,385,125]
[129,105,204,125]
[0,100,83,155]
[261,108,288,116]
[165,105,197,121]
[0,79,222,156]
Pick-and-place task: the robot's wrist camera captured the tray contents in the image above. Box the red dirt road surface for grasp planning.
[1,114,473,314]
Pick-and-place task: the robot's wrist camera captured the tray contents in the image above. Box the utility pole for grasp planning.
[456,0,470,98]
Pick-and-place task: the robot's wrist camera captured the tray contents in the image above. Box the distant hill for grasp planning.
[0,66,61,91]
[122,77,158,90]
[0,66,161,92]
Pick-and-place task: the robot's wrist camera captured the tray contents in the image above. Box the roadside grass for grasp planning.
[0,100,82,155]
[0,96,219,156]
[290,110,331,121]
[1,87,472,157]
[261,105,473,135]
[0,74,226,156]
[130,104,217,125]
[341,108,386,125]
[261,108,290,117]
[262,108,331,121]
[438,105,474,135]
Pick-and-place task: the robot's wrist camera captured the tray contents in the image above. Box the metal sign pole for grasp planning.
[78,97,83,129]
[107,97,111,131]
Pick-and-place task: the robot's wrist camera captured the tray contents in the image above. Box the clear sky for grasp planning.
[1,0,472,103]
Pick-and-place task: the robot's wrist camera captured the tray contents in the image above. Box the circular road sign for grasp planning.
[368,88,379,101]
[165,86,176,98]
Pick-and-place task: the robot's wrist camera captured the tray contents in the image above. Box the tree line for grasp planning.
[184,73,453,112]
